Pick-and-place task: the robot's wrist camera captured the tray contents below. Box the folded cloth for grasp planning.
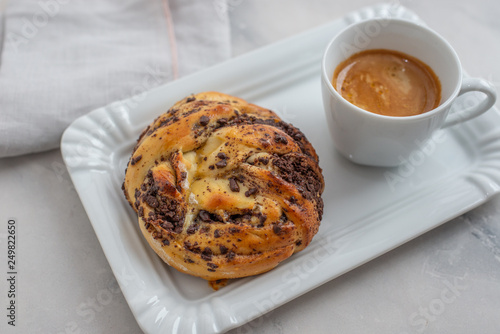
[0,0,231,157]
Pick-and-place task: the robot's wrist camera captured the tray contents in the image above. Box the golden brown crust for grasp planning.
[123,92,324,281]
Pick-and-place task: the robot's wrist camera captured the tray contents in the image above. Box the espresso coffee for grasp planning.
[333,49,441,117]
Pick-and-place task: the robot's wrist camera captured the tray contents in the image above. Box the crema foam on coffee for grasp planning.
[333,49,441,117]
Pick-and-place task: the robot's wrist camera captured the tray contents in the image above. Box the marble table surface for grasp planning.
[1,1,499,333]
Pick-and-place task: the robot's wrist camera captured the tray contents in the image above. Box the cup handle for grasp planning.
[442,77,497,128]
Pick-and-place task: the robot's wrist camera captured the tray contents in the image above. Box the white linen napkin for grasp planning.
[0,0,231,157]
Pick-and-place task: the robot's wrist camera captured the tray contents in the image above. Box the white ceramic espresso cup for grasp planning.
[321,18,497,167]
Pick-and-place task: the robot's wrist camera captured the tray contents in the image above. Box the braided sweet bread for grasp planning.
[123,92,324,282]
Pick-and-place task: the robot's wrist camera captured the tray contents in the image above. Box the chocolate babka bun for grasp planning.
[123,92,324,282]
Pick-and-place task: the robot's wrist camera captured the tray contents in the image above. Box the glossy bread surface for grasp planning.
[123,92,324,280]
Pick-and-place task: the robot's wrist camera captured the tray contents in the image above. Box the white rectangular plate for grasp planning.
[61,4,500,334]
